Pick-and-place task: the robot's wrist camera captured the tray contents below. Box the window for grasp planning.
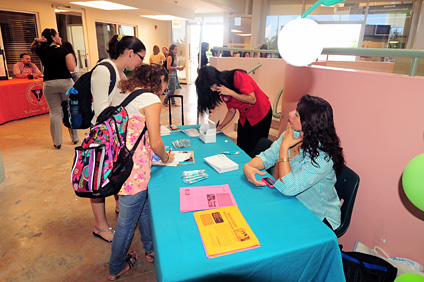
[95,22,136,60]
[0,10,40,77]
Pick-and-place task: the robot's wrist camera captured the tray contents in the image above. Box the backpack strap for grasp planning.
[120,89,150,153]
[118,89,150,108]
[130,123,147,154]
[98,62,117,96]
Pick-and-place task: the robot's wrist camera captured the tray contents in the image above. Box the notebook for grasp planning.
[204,154,239,173]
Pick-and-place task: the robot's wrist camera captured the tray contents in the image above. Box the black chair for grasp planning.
[334,166,360,238]
[168,94,184,126]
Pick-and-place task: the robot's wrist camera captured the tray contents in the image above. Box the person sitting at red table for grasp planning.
[13,53,42,79]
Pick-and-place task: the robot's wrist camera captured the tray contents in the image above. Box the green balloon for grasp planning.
[394,273,424,282]
[402,153,424,212]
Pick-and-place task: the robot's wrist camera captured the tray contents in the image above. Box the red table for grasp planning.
[0,78,48,125]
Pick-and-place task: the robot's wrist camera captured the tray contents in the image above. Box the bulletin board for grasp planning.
[0,50,8,80]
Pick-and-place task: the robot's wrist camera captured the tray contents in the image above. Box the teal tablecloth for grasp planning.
[149,130,345,282]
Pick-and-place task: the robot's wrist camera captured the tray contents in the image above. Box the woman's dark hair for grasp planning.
[221,45,232,57]
[107,35,145,60]
[297,94,345,174]
[62,41,77,67]
[119,64,168,95]
[201,42,209,53]
[169,44,177,58]
[195,66,245,114]
[31,28,57,53]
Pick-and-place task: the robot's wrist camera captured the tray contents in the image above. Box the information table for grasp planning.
[0,78,48,125]
[148,128,345,282]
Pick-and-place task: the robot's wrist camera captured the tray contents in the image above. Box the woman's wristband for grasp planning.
[278,158,291,162]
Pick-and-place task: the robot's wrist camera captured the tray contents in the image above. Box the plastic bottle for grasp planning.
[68,87,82,128]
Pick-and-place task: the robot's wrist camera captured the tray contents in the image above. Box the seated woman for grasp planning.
[243,94,345,230]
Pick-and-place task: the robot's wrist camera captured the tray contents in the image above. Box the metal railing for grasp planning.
[214,46,424,119]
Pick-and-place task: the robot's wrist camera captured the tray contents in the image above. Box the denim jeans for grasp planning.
[109,190,153,275]
[164,75,177,105]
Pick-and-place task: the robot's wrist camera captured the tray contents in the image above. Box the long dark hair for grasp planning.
[169,44,177,59]
[297,95,345,174]
[107,35,145,60]
[62,41,77,67]
[195,66,245,114]
[31,28,57,53]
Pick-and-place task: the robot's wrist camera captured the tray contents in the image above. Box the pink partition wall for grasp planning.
[283,64,424,263]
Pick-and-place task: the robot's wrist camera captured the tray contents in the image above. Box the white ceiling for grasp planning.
[51,0,235,19]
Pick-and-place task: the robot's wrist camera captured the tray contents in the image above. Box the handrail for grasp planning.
[214,46,424,76]
[247,63,262,74]
[273,85,283,119]
[214,46,424,120]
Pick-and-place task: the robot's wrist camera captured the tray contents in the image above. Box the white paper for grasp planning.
[204,154,239,173]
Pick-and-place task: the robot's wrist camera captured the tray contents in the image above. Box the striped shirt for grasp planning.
[257,130,341,229]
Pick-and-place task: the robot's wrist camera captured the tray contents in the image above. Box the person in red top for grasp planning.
[196,66,272,156]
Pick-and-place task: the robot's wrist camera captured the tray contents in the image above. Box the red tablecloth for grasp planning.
[0,78,48,125]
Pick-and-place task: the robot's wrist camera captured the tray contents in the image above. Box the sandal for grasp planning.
[162,102,169,107]
[93,226,115,243]
[108,251,137,281]
[145,251,155,263]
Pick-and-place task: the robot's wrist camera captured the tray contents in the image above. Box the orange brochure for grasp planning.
[193,205,260,258]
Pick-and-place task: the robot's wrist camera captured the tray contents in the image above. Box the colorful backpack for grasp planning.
[62,61,116,129]
[71,89,148,198]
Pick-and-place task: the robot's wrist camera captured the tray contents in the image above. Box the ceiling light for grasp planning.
[238,33,251,37]
[141,15,186,21]
[71,1,137,10]
[231,29,242,33]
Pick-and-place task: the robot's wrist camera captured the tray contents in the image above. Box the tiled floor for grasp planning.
[0,84,202,281]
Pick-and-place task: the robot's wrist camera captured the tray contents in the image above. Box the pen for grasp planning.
[216,120,220,129]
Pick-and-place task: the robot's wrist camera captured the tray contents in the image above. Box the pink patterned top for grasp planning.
[118,115,153,195]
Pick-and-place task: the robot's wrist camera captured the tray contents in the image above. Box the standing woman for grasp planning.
[31,28,79,149]
[195,66,272,157]
[108,64,175,280]
[163,44,185,107]
[243,95,345,230]
[90,35,146,243]
[198,41,209,69]
[62,41,79,82]
[149,45,165,65]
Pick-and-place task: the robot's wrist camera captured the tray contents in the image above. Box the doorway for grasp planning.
[55,11,88,73]
[187,16,224,84]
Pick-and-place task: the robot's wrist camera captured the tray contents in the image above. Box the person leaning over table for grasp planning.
[13,53,42,78]
[195,66,272,157]
[108,64,175,281]
[243,95,345,231]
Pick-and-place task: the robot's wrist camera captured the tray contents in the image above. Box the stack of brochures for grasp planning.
[160,125,171,136]
[204,154,239,173]
[193,205,260,258]
[180,184,237,212]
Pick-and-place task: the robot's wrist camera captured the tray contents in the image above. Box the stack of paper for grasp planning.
[160,125,171,136]
[180,184,237,212]
[204,154,238,173]
[182,128,200,137]
[193,205,260,258]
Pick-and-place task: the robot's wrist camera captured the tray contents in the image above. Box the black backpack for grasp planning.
[341,250,397,282]
[62,61,116,129]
